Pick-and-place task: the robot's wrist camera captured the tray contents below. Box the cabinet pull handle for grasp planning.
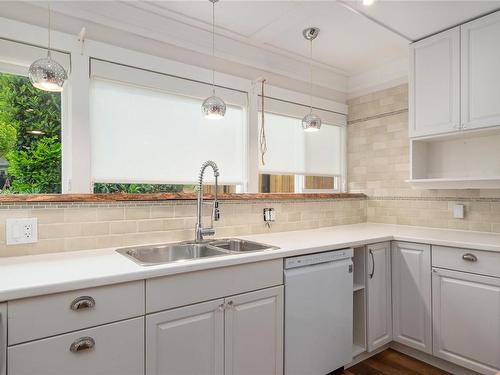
[70,296,96,311]
[462,253,477,262]
[70,337,95,353]
[226,300,234,309]
[369,249,375,279]
[218,303,225,311]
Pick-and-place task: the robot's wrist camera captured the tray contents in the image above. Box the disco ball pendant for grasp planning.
[28,55,67,92]
[202,95,226,119]
[302,112,322,132]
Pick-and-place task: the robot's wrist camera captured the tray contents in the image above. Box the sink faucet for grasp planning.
[195,160,220,242]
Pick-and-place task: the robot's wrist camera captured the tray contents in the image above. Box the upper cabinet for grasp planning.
[409,27,460,137]
[461,12,500,130]
[410,11,500,138]
[408,11,500,189]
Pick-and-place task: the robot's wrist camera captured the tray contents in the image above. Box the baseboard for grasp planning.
[390,342,482,375]
[345,343,390,368]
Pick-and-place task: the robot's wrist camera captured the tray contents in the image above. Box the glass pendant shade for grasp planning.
[202,95,226,119]
[302,112,322,132]
[28,53,67,92]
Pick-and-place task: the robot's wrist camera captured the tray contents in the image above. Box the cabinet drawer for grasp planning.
[146,259,283,313]
[432,245,500,278]
[8,281,144,345]
[8,317,144,375]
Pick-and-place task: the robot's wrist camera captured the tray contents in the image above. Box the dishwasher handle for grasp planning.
[369,249,375,279]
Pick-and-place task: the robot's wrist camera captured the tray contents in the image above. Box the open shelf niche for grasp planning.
[352,246,367,358]
[408,127,500,189]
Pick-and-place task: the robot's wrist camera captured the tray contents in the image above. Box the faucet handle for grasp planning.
[212,201,220,221]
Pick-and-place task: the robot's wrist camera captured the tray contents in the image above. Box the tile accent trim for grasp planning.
[348,108,408,125]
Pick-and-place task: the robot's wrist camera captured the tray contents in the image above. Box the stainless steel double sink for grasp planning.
[117,239,279,266]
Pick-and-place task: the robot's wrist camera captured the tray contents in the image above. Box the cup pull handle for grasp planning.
[70,337,95,353]
[462,253,477,262]
[70,296,95,311]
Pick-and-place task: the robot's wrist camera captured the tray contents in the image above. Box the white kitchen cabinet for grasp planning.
[8,317,144,375]
[461,11,500,130]
[145,286,283,375]
[224,286,283,375]
[0,303,6,375]
[432,268,500,375]
[391,242,432,354]
[146,299,225,375]
[409,27,460,137]
[366,242,392,352]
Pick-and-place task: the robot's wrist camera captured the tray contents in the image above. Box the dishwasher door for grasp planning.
[285,258,353,375]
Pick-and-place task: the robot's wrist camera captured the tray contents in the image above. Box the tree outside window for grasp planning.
[0,72,62,194]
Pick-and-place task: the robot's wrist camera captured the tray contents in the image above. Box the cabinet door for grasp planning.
[433,268,500,375]
[461,11,500,130]
[225,286,283,375]
[146,299,224,375]
[366,242,392,352]
[392,242,432,353]
[409,27,460,137]
[8,317,144,375]
[0,303,5,375]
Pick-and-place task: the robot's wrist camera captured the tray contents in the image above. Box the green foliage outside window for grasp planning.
[0,72,62,193]
[93,183,184,194]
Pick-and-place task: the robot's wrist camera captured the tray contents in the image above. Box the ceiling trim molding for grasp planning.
[21,1,348,93]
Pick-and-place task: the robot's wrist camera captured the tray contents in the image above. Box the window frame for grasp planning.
[0,16,349,196]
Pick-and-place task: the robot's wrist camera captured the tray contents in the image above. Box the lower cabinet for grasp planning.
[0,303,6,375]
[8,317,144,375]
[432,268,500,375]
[146,285,283,375]
[391,242,432,353]
[366,242,392,352]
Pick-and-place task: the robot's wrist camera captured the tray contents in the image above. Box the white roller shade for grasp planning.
[259,112,344,176]
[0,38,70,76]
[90,78,246,185]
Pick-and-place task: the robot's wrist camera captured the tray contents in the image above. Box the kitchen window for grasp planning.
[89,59,248,193]
[0,38,69,194]
[257,102,346,193]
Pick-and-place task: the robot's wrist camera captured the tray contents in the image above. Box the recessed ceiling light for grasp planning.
[363,0,375,6]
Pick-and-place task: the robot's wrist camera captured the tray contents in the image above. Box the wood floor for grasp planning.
[343,349,451,375]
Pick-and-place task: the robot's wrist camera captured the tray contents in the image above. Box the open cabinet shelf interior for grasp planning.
[409,127,500,189]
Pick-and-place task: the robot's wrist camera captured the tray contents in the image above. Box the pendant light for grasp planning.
[29,4,68,92]
[302,27,321,132]
[201,0,226,119]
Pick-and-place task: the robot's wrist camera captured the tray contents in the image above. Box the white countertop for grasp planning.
[1,223,500,302]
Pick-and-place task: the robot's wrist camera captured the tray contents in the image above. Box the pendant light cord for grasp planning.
[211,0,215,95]
[309,38,313,114]
[47,3,52,57]
[260,79,267,165]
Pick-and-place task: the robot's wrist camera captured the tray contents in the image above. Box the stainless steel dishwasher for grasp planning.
[284,248,353,375]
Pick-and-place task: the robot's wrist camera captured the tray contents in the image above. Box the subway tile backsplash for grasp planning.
[348,83,500,231]
[0,199,366,257]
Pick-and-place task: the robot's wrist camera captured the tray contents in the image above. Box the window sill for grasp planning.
[0,192,366,203]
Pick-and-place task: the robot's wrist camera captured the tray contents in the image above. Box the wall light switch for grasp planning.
[6,218,38,245]
[453,204,465,219]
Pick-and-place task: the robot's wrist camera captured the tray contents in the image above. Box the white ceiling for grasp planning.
[0,0,499,94]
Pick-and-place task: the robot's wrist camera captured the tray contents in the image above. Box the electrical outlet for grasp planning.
[453,204,465,219]
[263,208,275,222]
[6,218,38,245]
